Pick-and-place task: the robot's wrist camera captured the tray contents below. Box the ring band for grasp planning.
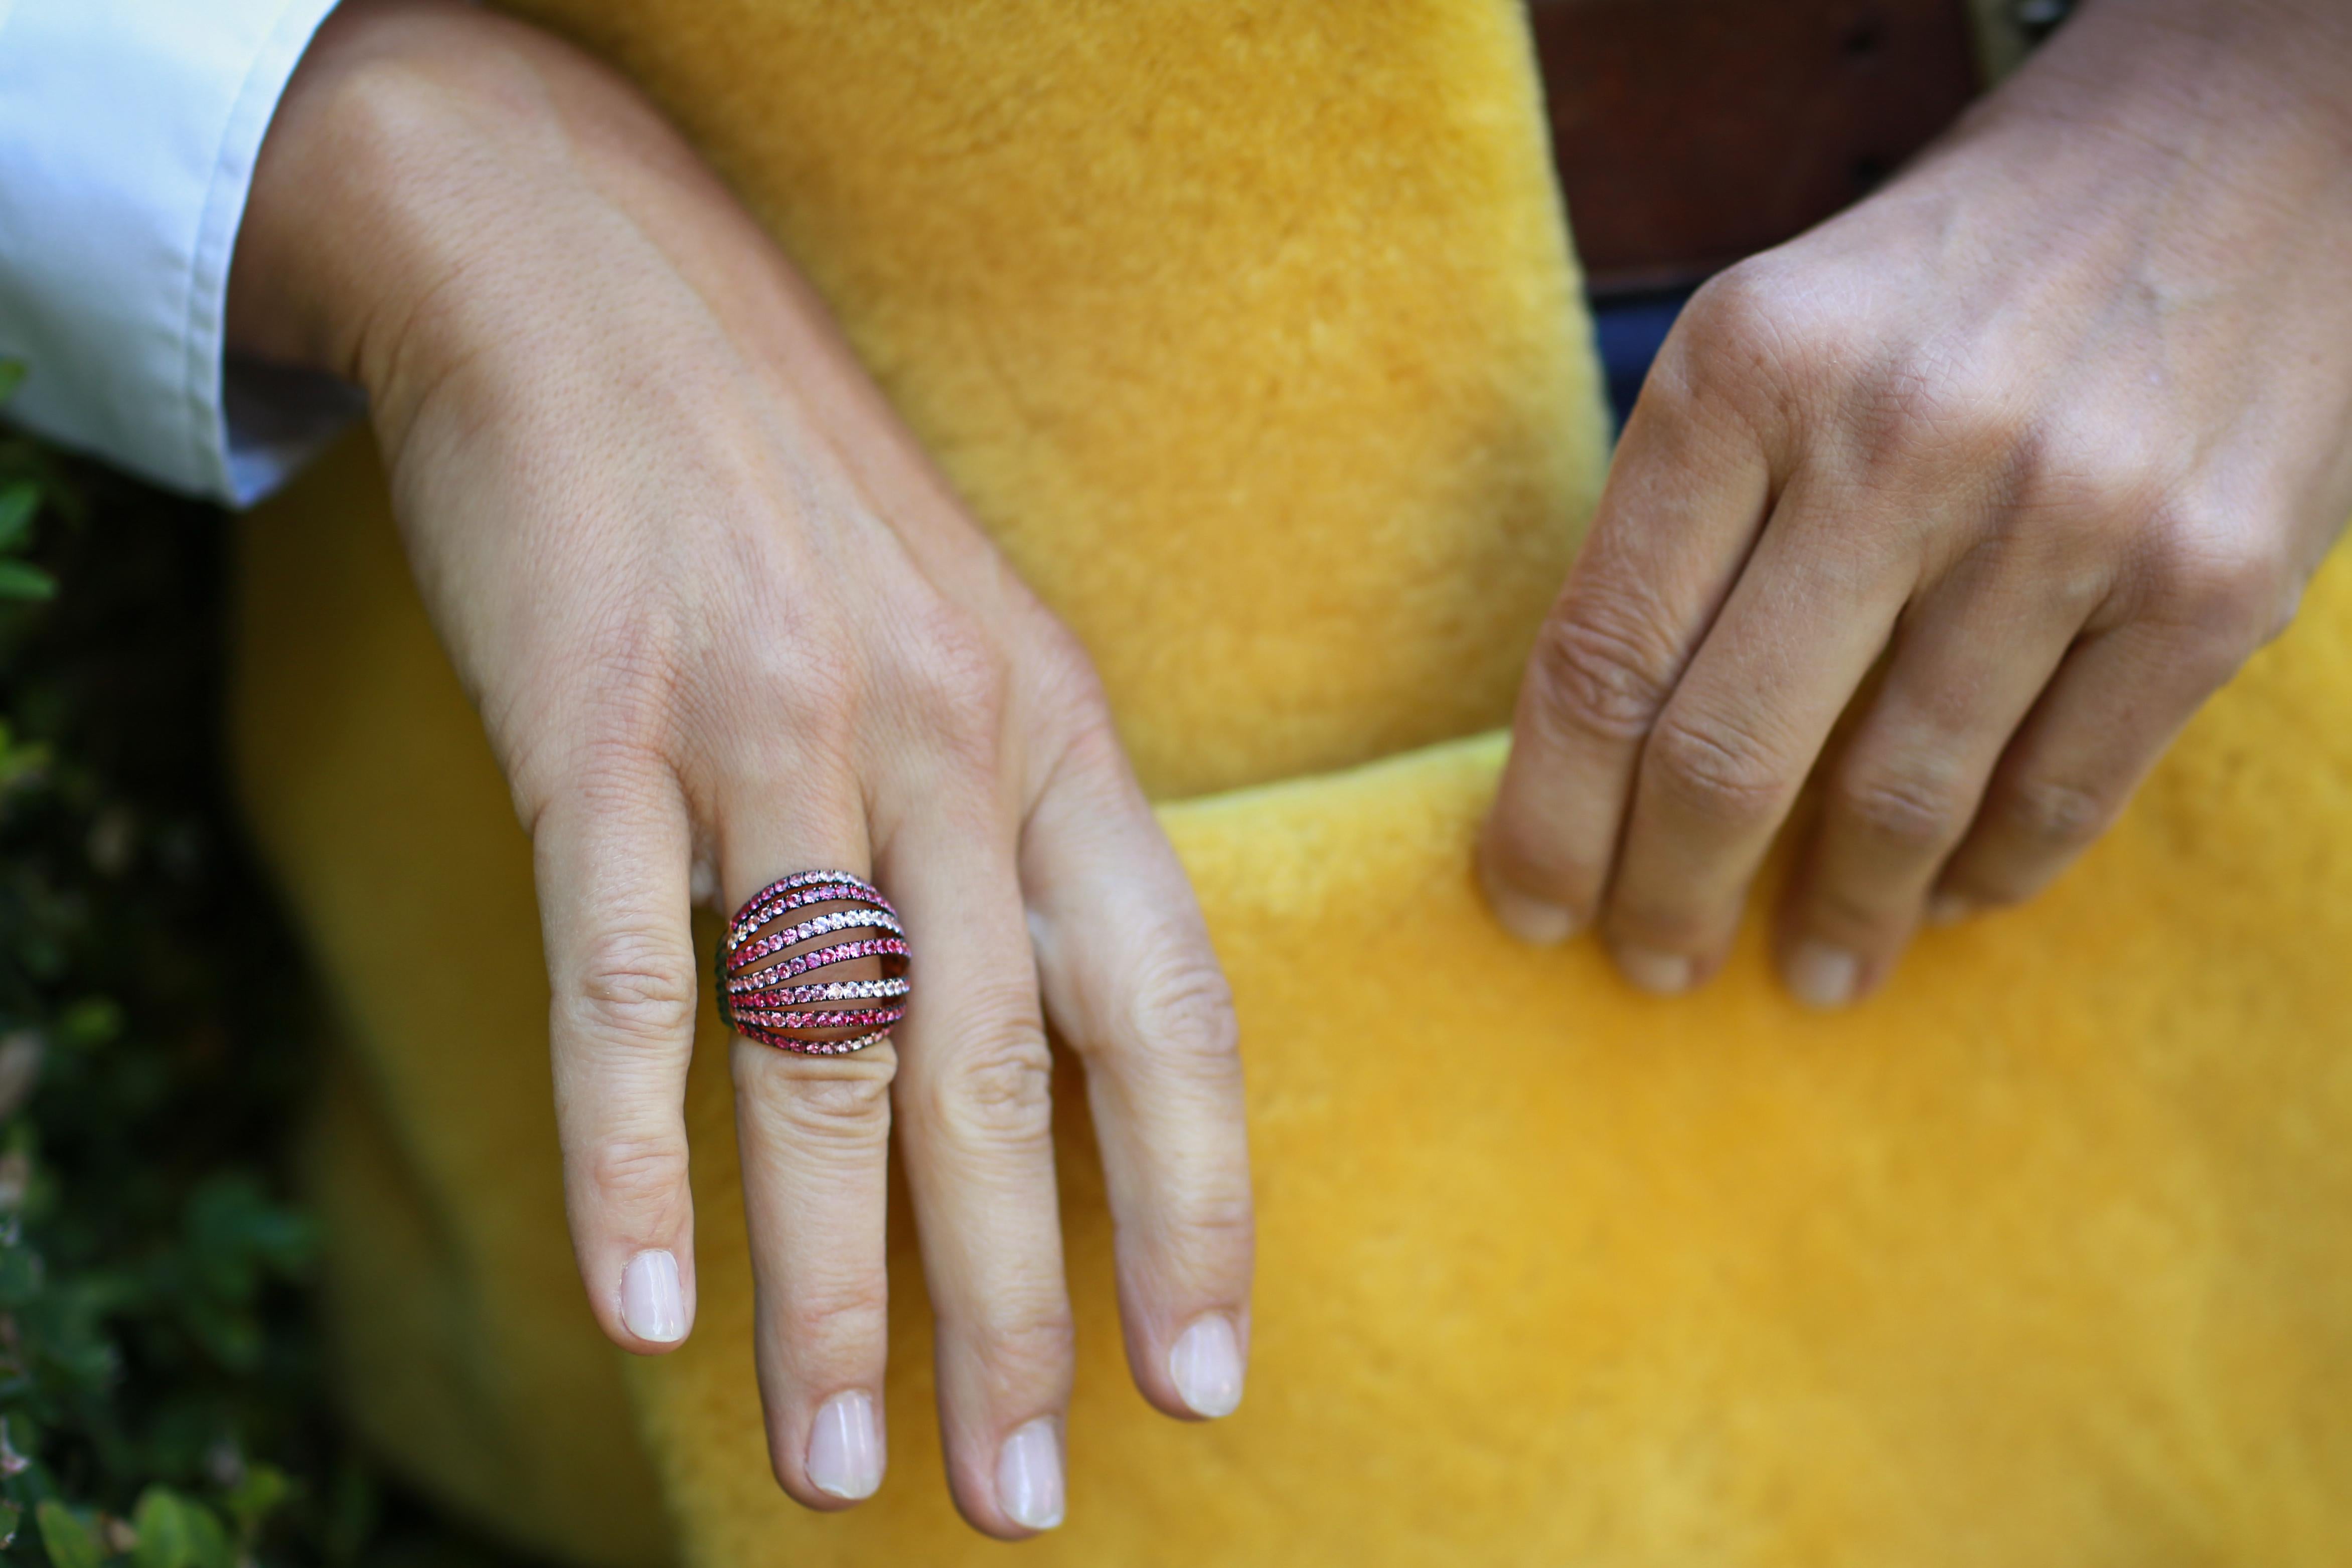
[717,870,908,1055]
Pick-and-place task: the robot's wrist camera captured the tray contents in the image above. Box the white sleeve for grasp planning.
[0,0,358,508]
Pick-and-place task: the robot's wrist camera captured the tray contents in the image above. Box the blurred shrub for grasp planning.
[0,371,519,1566]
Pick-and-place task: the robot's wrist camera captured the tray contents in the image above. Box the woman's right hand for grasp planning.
[229,0,1253,1536]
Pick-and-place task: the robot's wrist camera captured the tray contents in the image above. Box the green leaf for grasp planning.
[0,1500,21,1549]
[35,1501,103,1568]
[180,1505,232,1568]
[0,559,55,601]
[0,482,38,552]
[0,360,24,401]
[222,1462,293,1540]
[131,1489,193,1568]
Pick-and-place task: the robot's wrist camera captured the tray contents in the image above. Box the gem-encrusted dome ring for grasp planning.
[716,870,908,1055]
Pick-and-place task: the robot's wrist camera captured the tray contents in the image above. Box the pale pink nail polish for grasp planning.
[1786,940,1860,1010]
[997,1418,1064,1530]
[1168,1315,1244,1418]
[620,1249,684,1343]
[1615,945,1694,995]
[1488,886,1580,946]
[1926,892,1975,927]
[806,1390,882,1500]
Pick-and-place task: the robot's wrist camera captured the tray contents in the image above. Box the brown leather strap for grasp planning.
[1530,0,1985,295]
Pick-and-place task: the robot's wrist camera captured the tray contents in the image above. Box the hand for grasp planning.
[1482,0,2352,1007]
[230,1,1252,1534]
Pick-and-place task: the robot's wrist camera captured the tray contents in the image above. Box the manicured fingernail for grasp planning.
[620,1249,685,1343]
[1614,945,1693,996]
[1786,940,1860,1010]
[1926,892,1974,927]
[1168,1314,1244,1419]
[997,1418,1064,1530]
[1487,884,1580,946]
[806,1390,883,1500]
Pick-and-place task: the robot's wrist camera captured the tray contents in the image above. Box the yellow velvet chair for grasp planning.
[229,3,2352,1563]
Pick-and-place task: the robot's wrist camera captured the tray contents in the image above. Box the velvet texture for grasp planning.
[231,3,2352,1563]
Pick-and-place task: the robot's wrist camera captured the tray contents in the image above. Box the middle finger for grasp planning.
[1601,476,1910,991]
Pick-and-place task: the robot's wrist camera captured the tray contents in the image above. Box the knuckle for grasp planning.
[1142,1177,1257,1294]
[579,1134,690,1211]
[742,1053,896,1151]
[2015,432,2167,537]
[1111,948,1240,1072]
[2141,516,2297,652]
[1859,356,2024,474]
[1988,774,2110,856]
[1681,261,1835,375]
[924,1020,1056,1146]
[571,928,702,1047]
[763,637,862,754]
[1830,758,1972,853]
[1645,710,1791,826]
[893,596,1009,741]
[1025,649,1129,790]
[508,640,688,805]
[1527,593,1679,746]
[973,1298,1078,1385]
[781,1269,890,1348]
[1174,1182,1257,1259]
[1025,615,1112,712]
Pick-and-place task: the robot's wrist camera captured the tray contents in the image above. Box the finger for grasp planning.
[879,791,1073,1538]
[1601,478,1910,993]
[719,790,897,1510]
[1022,721,1252,1423]
[1773,547,2081,1008]
[536,761,701,1356]
[1479,357,1773,943]
[1931,616,2243,918]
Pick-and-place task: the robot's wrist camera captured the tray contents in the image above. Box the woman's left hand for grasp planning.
[1482,0,2352,1007]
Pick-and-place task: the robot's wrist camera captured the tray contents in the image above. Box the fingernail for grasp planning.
[1614,945,1693,996]
[620,1249,685,1343]
[1487,885,1580,946]
[1786,940,1860,1010]
[1168,1314,1244,1419]
[1926,892,1975,927]
[806,1390,883,1500]
[996,1418,1065,1530]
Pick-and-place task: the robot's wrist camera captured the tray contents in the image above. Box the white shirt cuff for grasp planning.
[0,0,356,507]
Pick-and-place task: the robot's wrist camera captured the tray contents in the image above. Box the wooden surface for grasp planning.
[1532,0,1983,293]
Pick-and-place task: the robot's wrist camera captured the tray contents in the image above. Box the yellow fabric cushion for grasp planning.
[239,444,2352,1562]
[230,1,2352,1563]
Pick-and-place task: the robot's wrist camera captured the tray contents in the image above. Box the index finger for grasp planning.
[534,759,701,1355]
[1479,359,1772,944]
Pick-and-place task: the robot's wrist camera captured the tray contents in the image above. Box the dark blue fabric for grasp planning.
[1590,287,1696,435]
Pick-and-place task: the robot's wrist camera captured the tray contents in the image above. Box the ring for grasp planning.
[716,870,909,1055]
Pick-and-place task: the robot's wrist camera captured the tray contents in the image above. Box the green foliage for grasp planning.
[0,366,534,1564]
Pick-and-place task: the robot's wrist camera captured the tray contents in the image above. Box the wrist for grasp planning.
[227,2,626,435]
[1988,0,2352,172]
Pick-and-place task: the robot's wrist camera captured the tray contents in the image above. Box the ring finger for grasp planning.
[1774,545,2084,1007]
